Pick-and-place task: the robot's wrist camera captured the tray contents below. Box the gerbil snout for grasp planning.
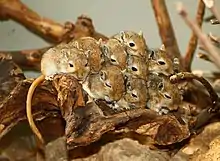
[126,47,145,58]
[125,47,136,56]
[75,68,90,81]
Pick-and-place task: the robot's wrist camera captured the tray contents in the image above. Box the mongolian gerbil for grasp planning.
[148,47,176,76]
[111,76,149,111]
[82,63,125,103]
[68,36,105,73]
[126,55,148,80]
[101,38,127,71]
[26,45,90,145]
[147,73,182,115]
[111,30,148,58]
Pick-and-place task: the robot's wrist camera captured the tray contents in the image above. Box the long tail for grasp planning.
[26,75,45,145]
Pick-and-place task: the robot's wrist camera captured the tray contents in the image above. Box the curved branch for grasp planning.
[170,72,218,105]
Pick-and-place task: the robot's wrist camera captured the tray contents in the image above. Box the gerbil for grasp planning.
[111,76,149,111]
[125,55,148,80]
[101,38,127,71]
[111,30,148,58]
[53,44,91,82]
[148,48,175,76]
[147,73,182,115]
[82,63,125,103]
[68,36,105,73]
[26,46,90,145]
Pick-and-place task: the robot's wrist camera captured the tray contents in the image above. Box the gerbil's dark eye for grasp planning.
[129,42,135,47]
[105,82,112,88]
[85,62,88,67]
[110,58,116,62]
[132,93,138,98]
[103,45,109,54]
[158,60,166,65]
[69,63,74,67]
[164,93,172,99]
[158,82,164,91]
[132,67,138,71]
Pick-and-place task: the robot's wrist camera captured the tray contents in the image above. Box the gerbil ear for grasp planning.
[73,41,80,49]
[138,30,143,37]
[101,45,110,56]
[148,49,155,59]
[100,70,107,81]
[97,38,103,46]
[119,31,126,41]
[121,69,127,75]
[126,54,133,65]
[85,50,91,58]
[173,57,180,73]
[173,58,180,65]
[158,82,164,91]
[160,44,166,51]
[126,81,132,90]
[124,74,128,82]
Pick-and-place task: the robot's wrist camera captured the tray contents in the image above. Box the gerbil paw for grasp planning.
[155,107,170,115]
[104,96,113,103]
[123,104,134,110]
[45,75,55,81]
[108,102,121,111]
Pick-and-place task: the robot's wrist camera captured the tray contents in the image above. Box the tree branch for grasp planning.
[177,2,220,69]
[151,0,182,62]
[0,0,108,44]
[0,47,51,71]
[184,0,205,71]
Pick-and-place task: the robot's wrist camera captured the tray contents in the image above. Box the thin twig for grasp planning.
[176,2,220,69]
[203,0,220,23]
[192,70,220,80]
[203,14,220,24]
[184,0,205,72]
[209,32,220,43]
[208,32,220,47]
[199,44,207,52]
[210,19,220,24]
[204,14,215,22]
[197,52,212,62]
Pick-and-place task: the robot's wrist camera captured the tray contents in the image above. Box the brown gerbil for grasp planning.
[26,45,90,145]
